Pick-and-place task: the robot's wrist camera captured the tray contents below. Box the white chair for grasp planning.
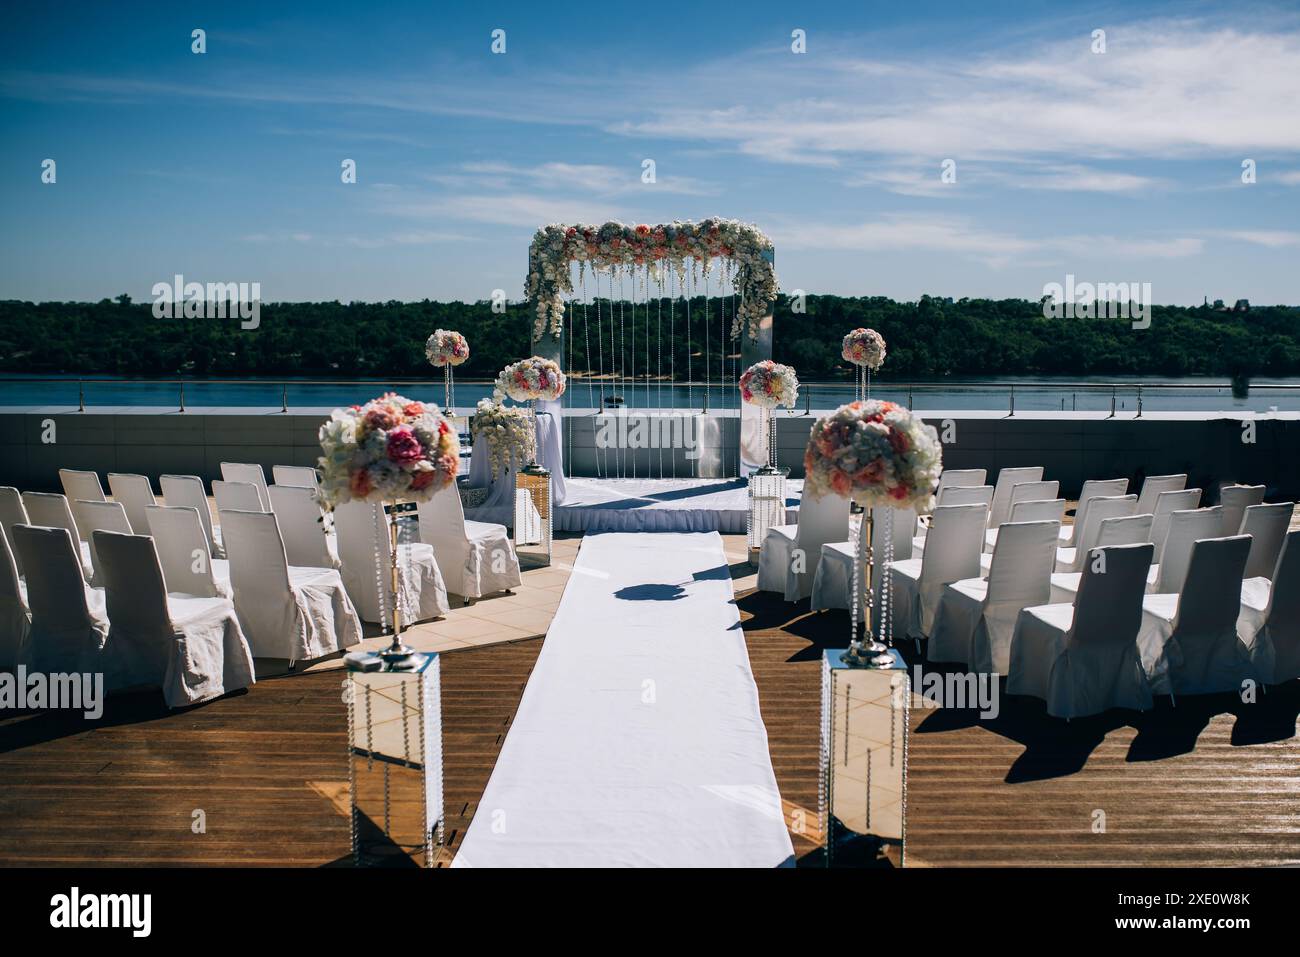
[1144,535,1254,697]
[334,501,449,626]
[1218,484,1265,536]
[106,472,158,535]
[219,509,362,662]
[1150,507,1224,595]
[1149,488,1203,563]
[1055,494,1138,572]
[220,462,272,512]
[916,487,992,555]
[888,503,987,641]
[809,507,916,615]
[92,530,255,709]
[985,481,1059,551]
[1240,502,1294,580]
[1008,542,1155,718]
[930,520,1059,674]
[935,469,987,497]
[1048,513,1154,603]
[987,467,1045,529]
[146,505,231,599]
[1241,530,1300,685]
[272,465,320,488]
[22,492,94,580]
[757,490,850,601]
[72,500,133,587]
[1135,474,1187,516]
[160,474,222,558]
[0,488,31,576]
[1008,497,1066,524]
[10,523,108,676]
[1060,478,1129,546]
[417,480,521,602]
[59,469,107,505]
[0,527,30,668]
[213,480,265,514]
[267,485,340,570]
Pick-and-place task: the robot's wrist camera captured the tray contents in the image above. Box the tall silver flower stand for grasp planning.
[820,647,910,866]
[346,651,444,867]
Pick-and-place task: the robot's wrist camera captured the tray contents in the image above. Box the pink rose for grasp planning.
[349,468,373,498]
[386,425,425,466]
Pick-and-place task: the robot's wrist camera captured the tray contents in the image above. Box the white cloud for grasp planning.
[1217,229,1300,247]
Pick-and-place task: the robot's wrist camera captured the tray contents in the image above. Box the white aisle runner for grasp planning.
[453,531,795,867]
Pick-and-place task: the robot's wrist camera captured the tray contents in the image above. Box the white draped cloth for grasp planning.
[468,405,567,507]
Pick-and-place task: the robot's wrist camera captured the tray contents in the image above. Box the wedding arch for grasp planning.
[525,218,778,479]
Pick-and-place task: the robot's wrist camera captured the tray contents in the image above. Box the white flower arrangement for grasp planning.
[493,356,567,403]
[842,328,886,371]
[525,218,778,342]
[425,329,469,367]
[470,398,536,475]
[803,400,943,511]
[739,359,799,409]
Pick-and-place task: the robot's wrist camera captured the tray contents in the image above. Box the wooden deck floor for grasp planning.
[2,590,1299,867]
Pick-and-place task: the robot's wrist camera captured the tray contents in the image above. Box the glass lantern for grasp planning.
[820,647,909,867]
[346,651,444,868]
[514,464,552,568]
[747,467,788,563]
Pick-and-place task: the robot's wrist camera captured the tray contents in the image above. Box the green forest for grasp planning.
[1,294,1297,381]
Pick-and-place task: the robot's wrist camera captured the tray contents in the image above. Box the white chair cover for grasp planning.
[271,465,320,488]
[146,505,230,599]
[937,484,994,508]
[534,403,568,505]
[11,523,109,676]
[930,520,1059,673]
[219,509,362,661]
[1008,542,1155,718]
[333,501,449,626]
[59,469,107,505]
[809,507,916,616]
[22,492,94,580]
[1157,536,1254,695]
[1055,494,1138,572]
[0,488,29,578]
[988,467,1045,529]
[1060,478,1129,545]
[106,473,158,535]
[1218,484,1265,536]
[1151,506,1223,594]
[93,530,255,708]
[889,503,987,640]
[417,480,521,601]
[1010,498,1066,523]
[757,490,850,601]
[0,527,30,668]
[220,462,272,512]
[267,485,340,570]
[213,480,265,514]
[73,500,133,587]
[1149,488,1202,562]
[935,469,987,496]
[1049,513,1155,603]
[161,474,222,558]
[1240,502,1294,579]
[985,481,1059,550]
[1243,530,1300,684]
[1135,474,1187,515]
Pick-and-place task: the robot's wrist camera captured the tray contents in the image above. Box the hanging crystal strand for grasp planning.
[882,509,894,648]
[618,269,626,480]
[670,269,678,480]
[443,365,451,415]
[656,268,664,480]
[850,504,864,648]
[685,268,693,418]
[631,265,638,480]
[373,505,390,635]
[703,262,711,417]
[565,269,574,480]
[581,269,596,479]
[867,367,872,401]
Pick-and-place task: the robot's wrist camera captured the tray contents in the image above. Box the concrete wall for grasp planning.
[2,406,1297,500]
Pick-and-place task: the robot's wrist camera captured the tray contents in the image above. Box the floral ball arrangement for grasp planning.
[803,400,943,511]
[842,328,886,371]
[470,398,537,475]
[739,359,800,409]
[317,393,459,507]
[493,356,567,404]
[425,329,470,367]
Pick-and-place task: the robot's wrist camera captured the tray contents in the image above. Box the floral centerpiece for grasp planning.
[470,398,536,476]
[425,329,469,367]
[493,356,567,404]
[526,218,778,342]
[804,400,941,510]
[841,328,886,371]
[317,393,459,508]
[739,359,799,409]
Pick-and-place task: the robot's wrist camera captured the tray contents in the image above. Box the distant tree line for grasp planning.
[0,294,1296,381]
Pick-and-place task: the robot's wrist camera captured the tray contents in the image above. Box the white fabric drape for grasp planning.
[468,406,567,508]
[417,480,521,600]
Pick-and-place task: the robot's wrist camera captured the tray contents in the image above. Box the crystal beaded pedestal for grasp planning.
[746,467,788,564]
[346,652,444,868]
[819,647,909,867]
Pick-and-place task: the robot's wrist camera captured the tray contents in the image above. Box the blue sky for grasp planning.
[2,0,1298,305]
